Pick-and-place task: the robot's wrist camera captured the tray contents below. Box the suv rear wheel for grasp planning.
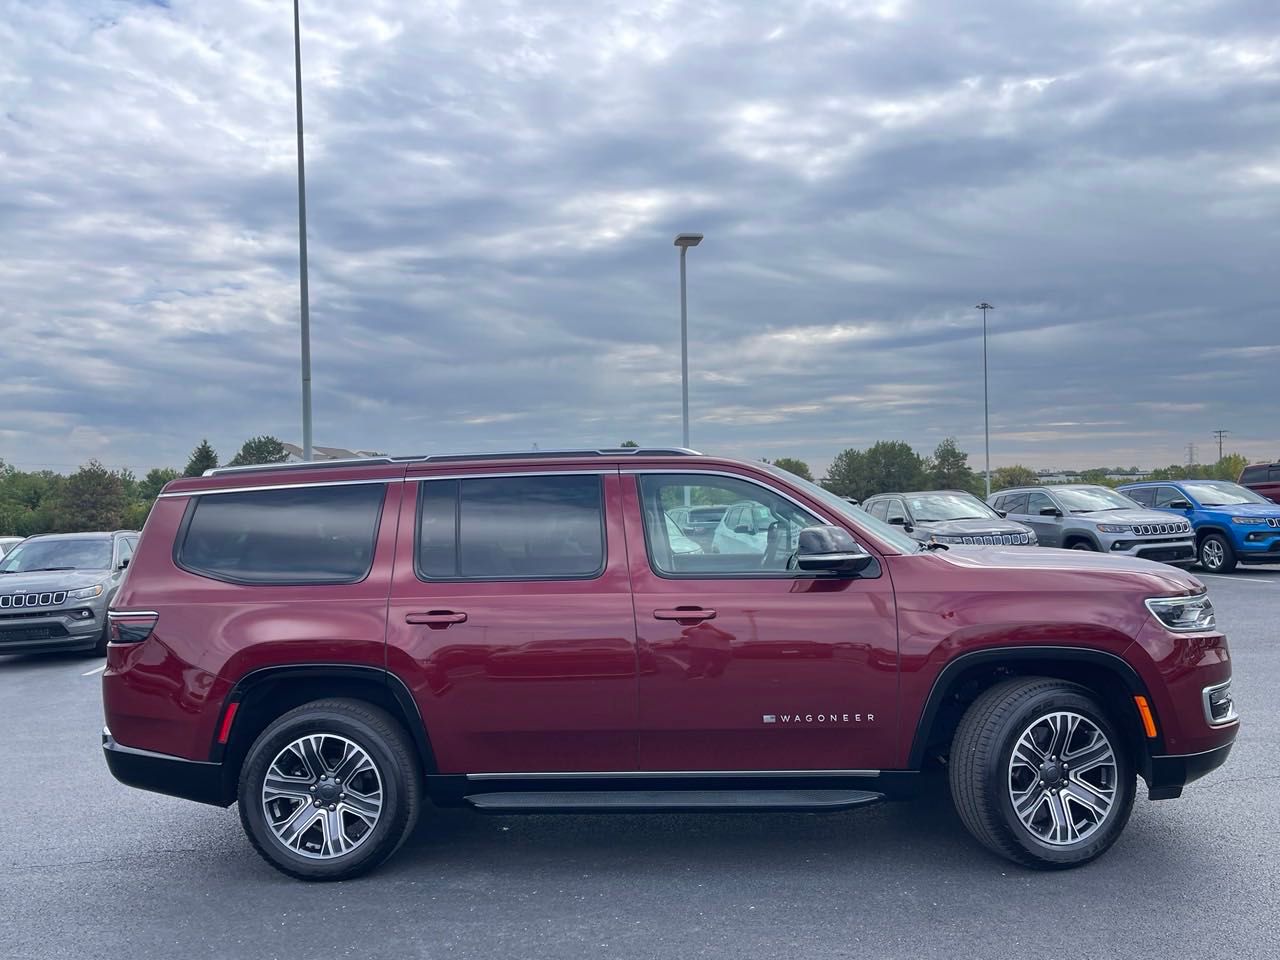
[1198,532,1237,573]
[949,678,1134,869]
[238,699,421,881]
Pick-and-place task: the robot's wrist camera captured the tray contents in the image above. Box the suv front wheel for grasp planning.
[949,678,1134,869]
[238,699,421,881]
[1198,532,1237,573]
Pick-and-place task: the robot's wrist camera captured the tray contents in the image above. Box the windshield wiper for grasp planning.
[20,566,76,572]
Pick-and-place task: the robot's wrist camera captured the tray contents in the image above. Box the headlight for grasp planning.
[1145,594,1215,633]
[68,584,104,601]
[930,535,963,544]
[1097,524,1131,533]
[1231,517,1266,525]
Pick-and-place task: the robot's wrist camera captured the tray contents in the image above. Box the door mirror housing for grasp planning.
[1040,508,1062,517]
[887,516,905,526]
[1167,499,1192,510]
[119,557,130,570]
[794,526,876,576]
[996,510,1008,518]
[734,524,753,535]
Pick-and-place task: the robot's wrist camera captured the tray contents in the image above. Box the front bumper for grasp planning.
[1146,740,1235,800]
[0,607,103,654]
[1107,537,1196,564]
[102,728,231,807]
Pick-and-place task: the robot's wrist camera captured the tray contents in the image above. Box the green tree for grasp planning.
[823,442,926,501]
[184,439,219,477]
[619,440,640,448]
[122,500,153,530]
[991,465,1040,491]
[139,467,180,501]
[823,448,867,499]
[51,460,127,532]
[927,438,979,494]
[1214,453,1248,482]
[765,457,814,481]
[228,435,288,467]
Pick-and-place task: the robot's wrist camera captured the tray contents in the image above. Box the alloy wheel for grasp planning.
[261,734,384,860]
[1201,539,1225,570]
[1007,711,1117,846]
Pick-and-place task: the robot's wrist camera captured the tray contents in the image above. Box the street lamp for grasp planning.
[293,0,313,461]
[674,233,703,449]
[975,302,994,497]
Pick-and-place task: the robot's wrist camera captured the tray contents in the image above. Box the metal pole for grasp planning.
[975,303,993,497]
[293,0,313,462]
[679,246,690,450]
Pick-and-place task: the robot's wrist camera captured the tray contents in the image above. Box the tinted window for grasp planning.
[1026,491,1056,515]
[866,499,889,521]
[1152,486,1185,508]
[416,474,604,580]
[638,474,823,576]
[1240,466,1266,483]
[1271,467,1280,482]
[178,484,384,584]
[1125,487,1155,507]
[1000,492,1029,515]
[116,538,135,567]
[884,499,908,524]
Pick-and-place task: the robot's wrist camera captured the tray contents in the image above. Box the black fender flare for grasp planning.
[906,645,1160,769]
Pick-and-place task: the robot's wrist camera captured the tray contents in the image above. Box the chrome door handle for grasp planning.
[653,607,716,623]
[406,611,468,627]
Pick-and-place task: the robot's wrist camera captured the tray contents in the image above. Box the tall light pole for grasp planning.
[293,0,313,461]
[975,302,994,497]
[674,233,703,449]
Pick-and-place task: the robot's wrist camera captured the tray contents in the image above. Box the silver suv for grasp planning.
[0,531,138,655]
[988,485,1194,565]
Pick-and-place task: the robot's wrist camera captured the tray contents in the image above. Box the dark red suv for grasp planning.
[102,449,1238,880]
[1239,462,1280,504]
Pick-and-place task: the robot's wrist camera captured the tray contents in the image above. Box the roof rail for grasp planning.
[204,447,702,477]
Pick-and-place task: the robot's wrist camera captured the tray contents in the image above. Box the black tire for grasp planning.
[1067,539,1096,551]
[238,698,421,881]
[1198,533,1237,573]
[949,677,1134,869]
[90,619,111,657]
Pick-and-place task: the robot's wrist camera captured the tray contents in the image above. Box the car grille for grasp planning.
[1131,523,1190,537]
[0,591,68,609]
[958,533,1033,545]
[1268,518,1280,528]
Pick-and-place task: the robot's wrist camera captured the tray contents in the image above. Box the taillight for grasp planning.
[107,610,159,644]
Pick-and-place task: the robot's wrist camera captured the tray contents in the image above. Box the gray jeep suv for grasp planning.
[0,531,138,655]
[862,490,1036,546]
[989,485,1194,565]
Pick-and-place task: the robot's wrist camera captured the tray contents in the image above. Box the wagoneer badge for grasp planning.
[763,712,875,724]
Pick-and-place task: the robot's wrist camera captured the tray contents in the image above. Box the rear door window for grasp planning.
[1000,492,1029,515]
[416,474,605,581]
[1125,487,1154,507]
[1026,491,1055,516]
[1153,486,1186,508]
[178,483,385,584]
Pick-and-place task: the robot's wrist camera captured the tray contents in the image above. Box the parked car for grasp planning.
[664,513,703,556]
[989,485,1194,565]
[103,448,1236,880]
[1119,479,1280,573]
[0,536,24,557]
[1238,462,1280,504]
[667,504,729,545]
[710,499,808,556]
[862,490,1036,546]
[0,530,138,655]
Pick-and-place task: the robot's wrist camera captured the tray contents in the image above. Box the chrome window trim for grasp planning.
[405,469,614,483]
[621,468,834,526]
[158,477,401,498]
[465,769,880,781]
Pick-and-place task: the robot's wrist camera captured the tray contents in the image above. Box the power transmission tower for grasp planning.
[1212,429,1229,462]
[1186,442,1197,467]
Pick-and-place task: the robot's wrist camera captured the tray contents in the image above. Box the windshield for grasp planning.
[1051,486,1139,513]
[907,493,999,522]
[0,538,113,573]
[1181,481,1270,507]
[758,462,920,553]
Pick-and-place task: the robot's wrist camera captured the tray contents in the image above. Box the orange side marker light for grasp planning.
[1134,695,1158,739]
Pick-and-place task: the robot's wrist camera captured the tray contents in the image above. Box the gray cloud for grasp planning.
[1,0,1277,477]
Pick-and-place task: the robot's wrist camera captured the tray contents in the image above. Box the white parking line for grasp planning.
[81,664,106,676]
[1200,574,1276,584]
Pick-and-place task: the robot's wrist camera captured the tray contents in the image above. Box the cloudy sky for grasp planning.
[1,0,1277,478]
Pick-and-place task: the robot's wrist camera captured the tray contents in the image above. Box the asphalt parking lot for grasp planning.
[2,568,1277,960]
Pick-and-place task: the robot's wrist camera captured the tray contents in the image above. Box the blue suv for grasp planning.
[1118,479,1280,573]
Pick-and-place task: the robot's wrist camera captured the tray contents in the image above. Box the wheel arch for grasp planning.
[907,646,1160,779]
[1062,529,1102,550]
[1194,524,1230,544]
[213,665,437,798]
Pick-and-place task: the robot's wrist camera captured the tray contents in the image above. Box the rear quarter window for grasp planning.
[1240,466,1266,484]
[176,483,385,585]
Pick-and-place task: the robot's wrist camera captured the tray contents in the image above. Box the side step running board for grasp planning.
[464,789,884,813]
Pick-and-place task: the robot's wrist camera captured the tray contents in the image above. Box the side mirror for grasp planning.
[119,557,130,570]
[1168,500,1192,510]
[888,516,905,526]
[734,524,752,535]
[1040,508,1062,517]
[794,526,876,576]
[996,510,1008,518]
